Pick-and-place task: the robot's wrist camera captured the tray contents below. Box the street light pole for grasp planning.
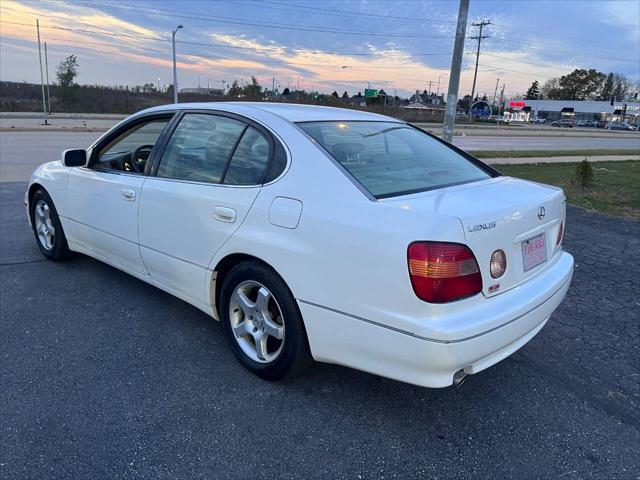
[172,25,183,103]
[491,77,499,113]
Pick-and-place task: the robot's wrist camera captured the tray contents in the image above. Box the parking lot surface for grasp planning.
[1,179,639,479]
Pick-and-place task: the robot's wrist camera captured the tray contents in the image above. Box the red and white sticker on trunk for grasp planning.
[522,233,547,271]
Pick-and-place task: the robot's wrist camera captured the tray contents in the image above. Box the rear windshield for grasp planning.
[298,121,493,198]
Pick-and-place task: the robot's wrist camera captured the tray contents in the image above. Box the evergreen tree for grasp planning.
[524,80,540,99]
[600,73,614,101]
[227,80,242,97]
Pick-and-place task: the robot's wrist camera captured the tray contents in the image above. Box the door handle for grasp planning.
[121,188,136,202]
[214,206,237,223]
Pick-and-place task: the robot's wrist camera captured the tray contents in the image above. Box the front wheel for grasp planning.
[220,261,313,381]
[30,189,71,260]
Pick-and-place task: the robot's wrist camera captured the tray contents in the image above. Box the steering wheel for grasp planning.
[129,144,155,173]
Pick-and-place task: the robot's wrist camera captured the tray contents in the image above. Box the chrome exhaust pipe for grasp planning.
[453,369,469,388]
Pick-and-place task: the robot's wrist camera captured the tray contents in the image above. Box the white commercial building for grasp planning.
[504,99,640,124]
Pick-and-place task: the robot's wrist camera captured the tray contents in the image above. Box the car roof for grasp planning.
[138,102,398,124]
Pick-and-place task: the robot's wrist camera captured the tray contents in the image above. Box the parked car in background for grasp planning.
[551,119,574,128]
[594,120,605,128]
[25,103,574,388]
[529,116,546,124]
[575,120,595,127]
[607,121,637,131]
[493,115,510,123]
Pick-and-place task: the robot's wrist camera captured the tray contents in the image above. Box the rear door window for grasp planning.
[298,121,494,198]
[223,126,271,185]
[156,113,246,183]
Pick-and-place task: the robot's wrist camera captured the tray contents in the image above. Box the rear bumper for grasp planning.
[300,251,573,388]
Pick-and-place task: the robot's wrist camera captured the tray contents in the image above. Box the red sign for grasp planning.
[509,101,526,108]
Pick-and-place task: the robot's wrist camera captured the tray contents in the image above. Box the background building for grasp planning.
[504,99,640,124]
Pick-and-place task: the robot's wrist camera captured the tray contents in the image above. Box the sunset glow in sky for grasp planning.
[1,0,639,98]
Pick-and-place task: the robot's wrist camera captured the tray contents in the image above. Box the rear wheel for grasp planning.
[220,261,313,380]
[30,189,71,260]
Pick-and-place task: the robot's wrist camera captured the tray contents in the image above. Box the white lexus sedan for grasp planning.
[26,103,574,388]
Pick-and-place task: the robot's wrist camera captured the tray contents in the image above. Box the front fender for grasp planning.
[27,160,73,219]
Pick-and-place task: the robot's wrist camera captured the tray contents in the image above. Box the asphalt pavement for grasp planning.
[1,179,638,479]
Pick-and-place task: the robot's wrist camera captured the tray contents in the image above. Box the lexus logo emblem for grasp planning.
[537,206,546,220]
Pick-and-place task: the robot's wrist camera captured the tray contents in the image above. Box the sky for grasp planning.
[1,0,639,99]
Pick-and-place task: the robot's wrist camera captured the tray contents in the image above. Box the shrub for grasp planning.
[572,159,594,188]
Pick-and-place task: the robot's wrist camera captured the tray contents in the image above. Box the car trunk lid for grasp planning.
[384,177,566,297]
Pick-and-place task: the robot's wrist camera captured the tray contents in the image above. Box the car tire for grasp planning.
[29,188,71,260]
[220,260,313,381]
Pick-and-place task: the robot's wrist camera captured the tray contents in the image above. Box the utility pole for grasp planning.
[467,19,491,123]
[44,42,51,113]
[272,76,275,100]
[498,82,505,118]
[172,24,183,103]
[436,74,446,97]
[296,74,300,101]
[36,19,48,125]
[442,0,469,142]
[427,80,434,95]
[491,77,499,114]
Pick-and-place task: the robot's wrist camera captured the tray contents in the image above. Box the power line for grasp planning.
[29,0,456,39]
[6,32,168,54]
[482,34,637,64]
[0,21,457,70]
[490,22,631,51]
[18,0,637,68]
[246,0,459,25]
[481,52,580,70]
[18,0,639,68]
[3,11,455,59]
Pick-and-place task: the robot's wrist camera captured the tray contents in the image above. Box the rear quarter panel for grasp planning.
[210,114,467,336]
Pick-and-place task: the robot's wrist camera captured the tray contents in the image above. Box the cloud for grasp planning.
[0,0,161,56]
[207,32,454,94]
[598,0,640,42]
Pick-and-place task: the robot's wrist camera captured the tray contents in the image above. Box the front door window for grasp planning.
[95,119,169,174]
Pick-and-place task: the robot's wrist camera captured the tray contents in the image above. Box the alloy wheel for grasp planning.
[229,280,285,363]
[34,199,55,251]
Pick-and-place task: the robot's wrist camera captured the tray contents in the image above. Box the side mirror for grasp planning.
[63,149,87,167]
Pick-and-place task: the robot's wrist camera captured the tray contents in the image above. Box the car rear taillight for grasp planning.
[556,221,564,246]
[408,242,483,303]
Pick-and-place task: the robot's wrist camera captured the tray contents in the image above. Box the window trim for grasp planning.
[294,119,501,200]
[219,124,249,184]
[149,109,286,186]
[88,112,178,176]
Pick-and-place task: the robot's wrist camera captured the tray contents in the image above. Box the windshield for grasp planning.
[298,121,494,198]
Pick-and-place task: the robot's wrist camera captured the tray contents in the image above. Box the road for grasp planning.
[1,180,638,479]
[457,135,639,151]
[2,131,639,182]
